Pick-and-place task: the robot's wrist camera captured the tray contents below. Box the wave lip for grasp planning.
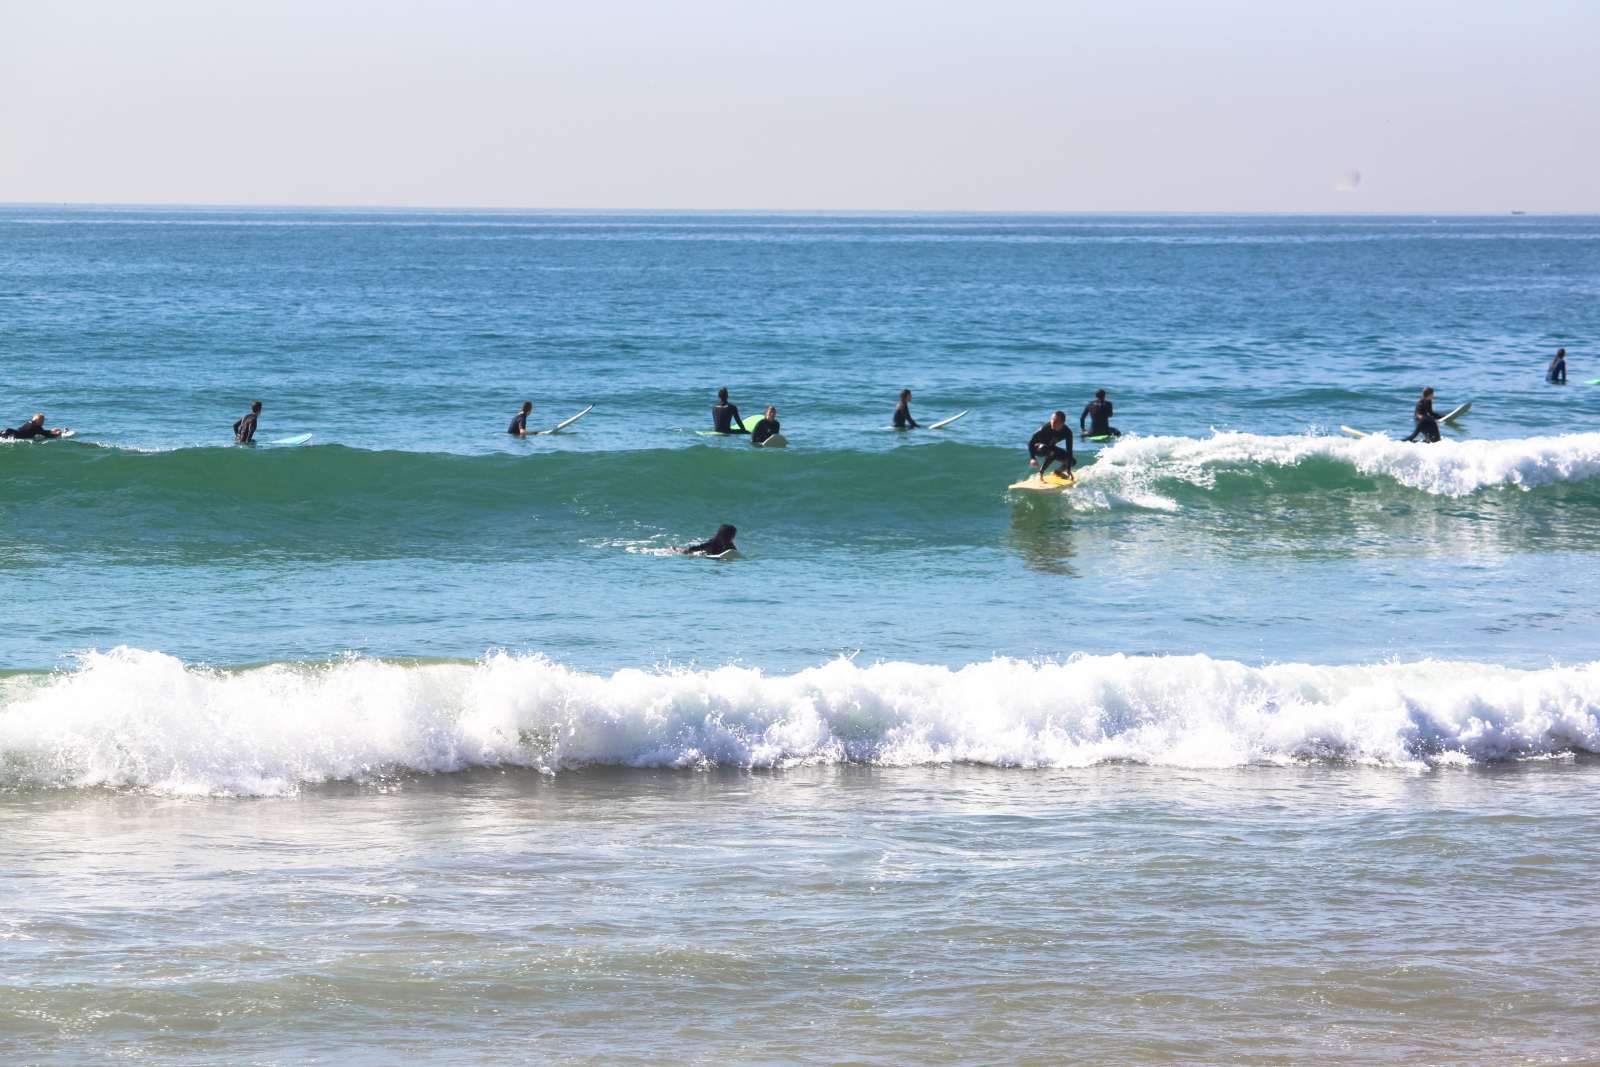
[1079,431,1600,502]
[2,649,1597,796]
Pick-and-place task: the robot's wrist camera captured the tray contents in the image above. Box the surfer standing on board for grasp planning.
[893,389,919,429]
[1080,389,1120,438]
[233,400,262,444]
[508,400,534,436]
[1404,387,1443,443]
[712,388,748,434]
[1028,411,1075,481]
[1547,348,1567,384]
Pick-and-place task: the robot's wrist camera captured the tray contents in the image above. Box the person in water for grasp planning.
[750,405,780,445]
[1404,387,1443,443]
[712,388,748,434]
[1547,348,1568,384]
[1028,411,1075,480]
[1,413,67,440]
[893,389,919,430]
[233,400,262,444]
[678,524,737,556]
[1080,389,1120,438]
[508,400,534,435]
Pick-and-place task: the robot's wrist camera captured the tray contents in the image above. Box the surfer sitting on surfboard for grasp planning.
[1404,387,1443,443]
[508,400,534,436]
[1547,348,1568,384]
[1028,411,1075,481]
[712,388,748,434]
[0,413,68,440]
[1080,390,1120,439]
[750,406,780,446]
[894,389,919,429]
[232,400,262,444]
[678,524,737,556]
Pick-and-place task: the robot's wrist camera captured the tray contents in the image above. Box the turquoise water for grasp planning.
[4,208,1600,1062]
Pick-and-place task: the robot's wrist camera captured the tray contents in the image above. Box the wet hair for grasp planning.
[718,388,729,402]
[521,400,532,413]
[1052,410,1066,421]
[251,400,262,413]
[900,389,911,401]
[1095,389,1106,399]
[717,524,737,541]
[1422,387,1434,396]
[1557,348,1566,357]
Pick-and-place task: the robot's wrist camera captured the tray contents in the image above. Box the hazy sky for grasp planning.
[1,0,1595,211]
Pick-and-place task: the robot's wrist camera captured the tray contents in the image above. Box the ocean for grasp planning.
[3,207,1599,1063]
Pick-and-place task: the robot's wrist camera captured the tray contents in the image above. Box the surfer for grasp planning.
[678,524,738,556]
[1404,387,1442,443]
[750,405,780,445]
[1547,348,1567,384]
[0,413,67,440]
[893,389,919,430]
[508,400,534,436]
[712,388,748,434]
[233,400,262,444]
[1080,389,1120,438]
[1027,411,1075,480]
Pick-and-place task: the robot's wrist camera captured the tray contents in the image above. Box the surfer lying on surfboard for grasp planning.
[1080,389,1120,439]
[1,413,69,440]
[1404,387,1444,443]
[678,524,737,556]
[1027,411,1075,481]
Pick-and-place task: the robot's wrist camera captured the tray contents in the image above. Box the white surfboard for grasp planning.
[532,404,594,435]
[267,433,314,447]
[1339,426,1370,439]
[753,433,788,448]
[1441,401,1471,423]
[927,410,969,430]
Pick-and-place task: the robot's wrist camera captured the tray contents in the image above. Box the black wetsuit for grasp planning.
[893,401,918,429]
[1405,397,1442,443]
[751,417,780,445]
[684,528,737,555]
[233,412,259,444]
[712,402,747,434]
[1080,399,1119,438]
[1028,422,1075,472]
[1,421,55,440]
[1547,357,1567,384]
[508,411,529,435]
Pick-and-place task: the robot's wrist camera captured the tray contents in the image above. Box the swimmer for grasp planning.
[1027,411,1075,480]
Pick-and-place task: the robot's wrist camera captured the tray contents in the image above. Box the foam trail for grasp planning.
[2,649,1598,795]
[1080,431,1600,502]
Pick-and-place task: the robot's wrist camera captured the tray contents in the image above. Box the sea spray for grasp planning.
[2,648,1597,795]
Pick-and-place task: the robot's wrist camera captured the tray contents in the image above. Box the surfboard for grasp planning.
[695,429,746,437]
[927,410,969,430]
[1008,472,1075,491]
[754,433,788,448]
[267,433,314,447]
[1083,433,1115,443]
[1339,426,1370,439]
[532,404,593,435]
[1441,401,1471,423]
[1586,379,1600,385]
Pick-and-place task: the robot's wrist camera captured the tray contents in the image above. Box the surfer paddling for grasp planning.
[1080,389,1120,439]
[1404,387,1443,443]
[893,389,919,429]
[711,388,748,434]
[1,413,68,440]
[678,524,738,556]
[1027,411,1075,481]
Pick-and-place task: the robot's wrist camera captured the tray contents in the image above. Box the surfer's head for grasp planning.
[1095,389,1106,400]
[717,387,729,403]
[1050,411,1066,428]
[900,388,912,401]
[29,413,44,425]
[765,405,776,420]
[251,400,262,414]
[1557,348,1566,358]
[1422,387,1434,397]
[520,400,532,414]
[715,524,737,547]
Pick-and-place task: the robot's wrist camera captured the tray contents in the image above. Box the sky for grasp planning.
[0,0,1595,212]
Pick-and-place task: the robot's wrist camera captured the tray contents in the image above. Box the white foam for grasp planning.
[1075,431,1600,504]
[3,648,1597,795]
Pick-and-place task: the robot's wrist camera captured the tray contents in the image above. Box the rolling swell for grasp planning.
[2,647,1597,795]
[4,435,1598,559]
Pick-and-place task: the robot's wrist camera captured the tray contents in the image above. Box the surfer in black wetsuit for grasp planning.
[0,413,66,440]
[1028,411,1075,480]
[508,400,534,436]
[893,389,919,430]
[712,388,748,434]
[233,400,262,444]
[750,406,780,445]
[1404,387,1442,443]
[1080,389,1120,438]
[678,524,737,556]
[1547,348,1568,384]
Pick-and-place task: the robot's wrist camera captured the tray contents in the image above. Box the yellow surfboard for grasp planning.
[1008,472,1075,491]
